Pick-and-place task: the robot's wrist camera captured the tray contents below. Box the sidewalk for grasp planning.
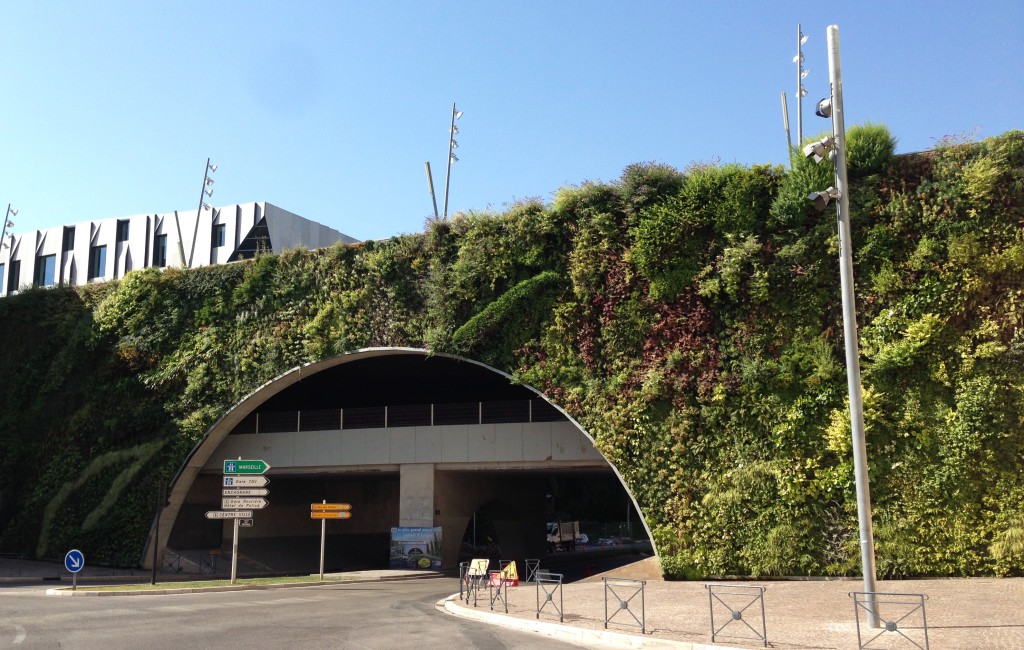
[444,560,1024,649]
[0,556,147,582]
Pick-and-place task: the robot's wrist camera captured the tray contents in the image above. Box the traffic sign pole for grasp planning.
[230,516,240,585]
[220,458,270,586]
[319,500,326,580]
[64,550,84,591]
[152,481,165,586]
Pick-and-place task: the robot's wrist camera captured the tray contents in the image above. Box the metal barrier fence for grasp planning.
[524,559,540,583]
[459,561,469,600]
[200,553,218,575]
[705,584,768,648]
[161,553,182,573]
[463,558,490,606]
[851,592,929,650]
[535,571,564,622]
[603,577,646,634]
[489,570,512,613]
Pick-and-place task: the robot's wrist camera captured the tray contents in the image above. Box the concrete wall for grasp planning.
[204,420,605,471]
[194,419,607,570]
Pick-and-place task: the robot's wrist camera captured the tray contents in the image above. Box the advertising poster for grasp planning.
[389,526,443,570]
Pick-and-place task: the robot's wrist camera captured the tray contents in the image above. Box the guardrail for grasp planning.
[231,399,566,435]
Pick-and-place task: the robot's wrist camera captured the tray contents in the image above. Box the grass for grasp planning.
[79,574,360,592]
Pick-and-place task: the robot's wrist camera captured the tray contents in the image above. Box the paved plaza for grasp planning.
[446,559,1024,649]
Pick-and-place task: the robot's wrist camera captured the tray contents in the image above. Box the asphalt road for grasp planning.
[0,578,584,649]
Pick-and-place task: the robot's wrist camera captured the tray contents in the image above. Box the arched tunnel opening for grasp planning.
[161,351,652,579]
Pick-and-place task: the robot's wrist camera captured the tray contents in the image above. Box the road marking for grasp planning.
[1,622,27,645]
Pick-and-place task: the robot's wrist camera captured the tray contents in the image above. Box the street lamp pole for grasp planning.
[442,102,461,218]
[827,23,879,627]
[424,162,439,218]
[781,91,793,168]
[187,158,217,267]
[796,24,807,144]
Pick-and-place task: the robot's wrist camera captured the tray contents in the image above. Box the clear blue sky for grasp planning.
[2,1,1021,242]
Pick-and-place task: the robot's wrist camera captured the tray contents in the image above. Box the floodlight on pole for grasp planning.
[1,203,16,252]
[806,24,880,628]
[795,24,808,143]
[442,102,462,218]
[806,186,840,212]
[184,157,218,267]
[802,135,836,164]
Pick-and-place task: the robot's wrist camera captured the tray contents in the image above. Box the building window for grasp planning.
[153,234,167,267]
[62,226,76,253]
[34,254,56,287]
[6,260,20,293]
[0,263,4,291]
[116,220,130,242]
[212,223,226,248]
[88,245,106,280]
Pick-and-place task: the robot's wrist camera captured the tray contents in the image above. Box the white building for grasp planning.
[0,202,357,297]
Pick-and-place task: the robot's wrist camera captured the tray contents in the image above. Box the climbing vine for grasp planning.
[0,129,1022,578]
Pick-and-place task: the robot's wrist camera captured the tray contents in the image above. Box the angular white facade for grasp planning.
[0,202,357,297]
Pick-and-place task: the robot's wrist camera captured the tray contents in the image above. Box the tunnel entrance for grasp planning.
[156,349,654,576]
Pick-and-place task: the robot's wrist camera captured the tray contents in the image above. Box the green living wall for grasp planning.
[1,128,1022,578]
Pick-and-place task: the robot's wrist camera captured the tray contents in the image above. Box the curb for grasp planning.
[439,594,742,650]
[45,572,442,597]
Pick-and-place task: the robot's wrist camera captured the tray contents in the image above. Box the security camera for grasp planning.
[807,186,840,213]
[815,97,832,118]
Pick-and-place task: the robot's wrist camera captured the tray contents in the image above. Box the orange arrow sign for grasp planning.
[311,503,352,511]
[311,511,352,519]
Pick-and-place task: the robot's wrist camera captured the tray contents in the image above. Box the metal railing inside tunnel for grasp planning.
[229,398,567,435]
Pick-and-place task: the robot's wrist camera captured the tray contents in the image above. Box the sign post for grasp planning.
[151,480,165,586]
[64,549,84,591]
[319,500,326,580]
[230,516,240,584]
[311,503,352,579]
[223,459,270,585]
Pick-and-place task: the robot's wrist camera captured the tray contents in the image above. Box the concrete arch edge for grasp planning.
[143,347,657,569]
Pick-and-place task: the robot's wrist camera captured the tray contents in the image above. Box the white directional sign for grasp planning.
[223,475,269,487]
[205,510,254,519]
[222,497,269,510]
[222,488,269,497]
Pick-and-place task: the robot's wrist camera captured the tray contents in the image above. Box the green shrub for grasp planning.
[847,123,897,175]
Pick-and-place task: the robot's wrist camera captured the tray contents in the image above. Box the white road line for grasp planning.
[12,624,25,644]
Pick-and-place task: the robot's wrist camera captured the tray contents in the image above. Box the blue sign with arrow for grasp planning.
[64,549,85,573]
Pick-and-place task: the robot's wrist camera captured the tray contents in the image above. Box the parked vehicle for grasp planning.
[546,521,580,552]
[576,533,589,545]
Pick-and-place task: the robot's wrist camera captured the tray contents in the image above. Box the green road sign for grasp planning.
[223,459,271,475]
